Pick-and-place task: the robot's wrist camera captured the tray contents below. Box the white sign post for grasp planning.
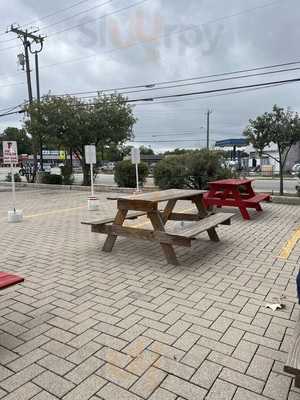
[131,147,141,193]
[84,145,99,211]
[3,141,23,222]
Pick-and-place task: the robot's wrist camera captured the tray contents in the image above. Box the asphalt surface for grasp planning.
[0,167,298,193]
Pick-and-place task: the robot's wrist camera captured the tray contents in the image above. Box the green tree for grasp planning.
[244,105,300,195]
[0,127,32,155]
[25,94,136,185]
[154,149,231,190]
[139,145,154,155]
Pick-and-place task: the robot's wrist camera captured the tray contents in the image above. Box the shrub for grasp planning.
[153,156,187,189]
[114,160,149,188]
[40,173,62,185]
[154,149,232,190]
[5,172,22,183]
[60,165,74,185]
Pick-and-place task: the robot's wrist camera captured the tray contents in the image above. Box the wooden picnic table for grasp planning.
[82,189,234,266]
[203,178,271,220]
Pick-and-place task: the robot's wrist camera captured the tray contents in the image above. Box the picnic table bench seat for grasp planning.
[284,311,300,387]
[0,272,24,290]
[82,211,147,227]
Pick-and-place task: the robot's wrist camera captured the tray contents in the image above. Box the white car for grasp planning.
[291,163,300,176]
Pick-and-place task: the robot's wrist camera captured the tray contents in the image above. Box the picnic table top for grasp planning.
[208,178,254,186]
[107,189,205,203]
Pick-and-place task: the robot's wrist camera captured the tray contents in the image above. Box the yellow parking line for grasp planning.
[279,228,300,259]
[24,206,86,219]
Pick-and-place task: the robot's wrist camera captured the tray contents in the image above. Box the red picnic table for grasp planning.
[203,178,271,220]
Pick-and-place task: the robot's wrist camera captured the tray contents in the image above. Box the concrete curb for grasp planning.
[1,182,300,205]
[0,181,156,194]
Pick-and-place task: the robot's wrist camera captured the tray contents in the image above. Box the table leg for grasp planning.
[193,195,208,218]
[162,199,177,224]
[148,211,179,266]
[102,209,128,252]
[231,188,251,220]
[207,227,220,242]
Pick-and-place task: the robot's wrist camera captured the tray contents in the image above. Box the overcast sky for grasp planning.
[0,0,299,151]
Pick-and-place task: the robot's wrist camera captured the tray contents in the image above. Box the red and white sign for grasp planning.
[2,141,18,164]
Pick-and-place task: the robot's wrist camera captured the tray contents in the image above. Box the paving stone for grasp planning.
[33,371,75,397]
[206,379,237,400]
[220,368,264,393]
[191,360,222,389]
[41,340,75,358]
[96,347,132,368]
[7,349,48,373]
[263,372,293,400]
[31,392,59,400]
[149,341,185,361]
[97,363,138,389]
[0,363,44,392]
[233,387,274,400]
[221,327,244,347]
[197,337,234,355]
[173,331,199,352]
[62,375,106,400]
[211,316,233,333]
[181,344,210,368]
[131,367,167,399]
[38,354,75,376]
[98,382,142,400]
[123,336,153,357]
[94,333,128,351]
[161,375,207,400]
[232,340,258,362]
[148,388,176,400]
[247,354,274,381]
[0,382,41,400]
[154,356,195,380]
[66,341,102,364]
[208,351,248,373]
[65,355,103,384]
[126,350,159,376]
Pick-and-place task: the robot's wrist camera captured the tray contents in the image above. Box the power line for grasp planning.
[0,0,93,41]
[132,82,291,106]
[52,63,300,98]
[40,0,114,32]
[123,77,300,103]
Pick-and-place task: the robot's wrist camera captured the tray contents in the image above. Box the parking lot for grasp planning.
[0,187,300,399]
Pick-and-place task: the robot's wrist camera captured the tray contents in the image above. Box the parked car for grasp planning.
[100,162,115,173]
[291,163,300,176]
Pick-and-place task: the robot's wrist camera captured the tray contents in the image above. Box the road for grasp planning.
[0,167,298,193]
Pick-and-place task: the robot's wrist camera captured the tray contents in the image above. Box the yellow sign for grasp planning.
[59,150,65,160]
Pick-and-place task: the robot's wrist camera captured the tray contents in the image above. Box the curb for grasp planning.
[1,182,300,205]
[0,181,157,194]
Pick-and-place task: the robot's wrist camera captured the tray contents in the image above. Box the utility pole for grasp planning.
[206,110,213,150]
[30,39,44,170]
[10,25,45,173]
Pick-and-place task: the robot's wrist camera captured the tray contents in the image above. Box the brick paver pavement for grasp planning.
[0,187,299,399]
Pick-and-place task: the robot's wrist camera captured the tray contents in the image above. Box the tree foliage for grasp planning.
[0,127,32,155]
[244,105,300,195]
[154,149,231,190]
[114,160,149,188]
[24,94,136,185]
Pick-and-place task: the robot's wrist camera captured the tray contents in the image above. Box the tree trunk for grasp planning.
[279,151,284,196]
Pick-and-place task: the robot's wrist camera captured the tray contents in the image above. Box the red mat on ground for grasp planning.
[0,272,24,289]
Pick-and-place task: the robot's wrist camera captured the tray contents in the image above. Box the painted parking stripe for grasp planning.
[279,229,300,259]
